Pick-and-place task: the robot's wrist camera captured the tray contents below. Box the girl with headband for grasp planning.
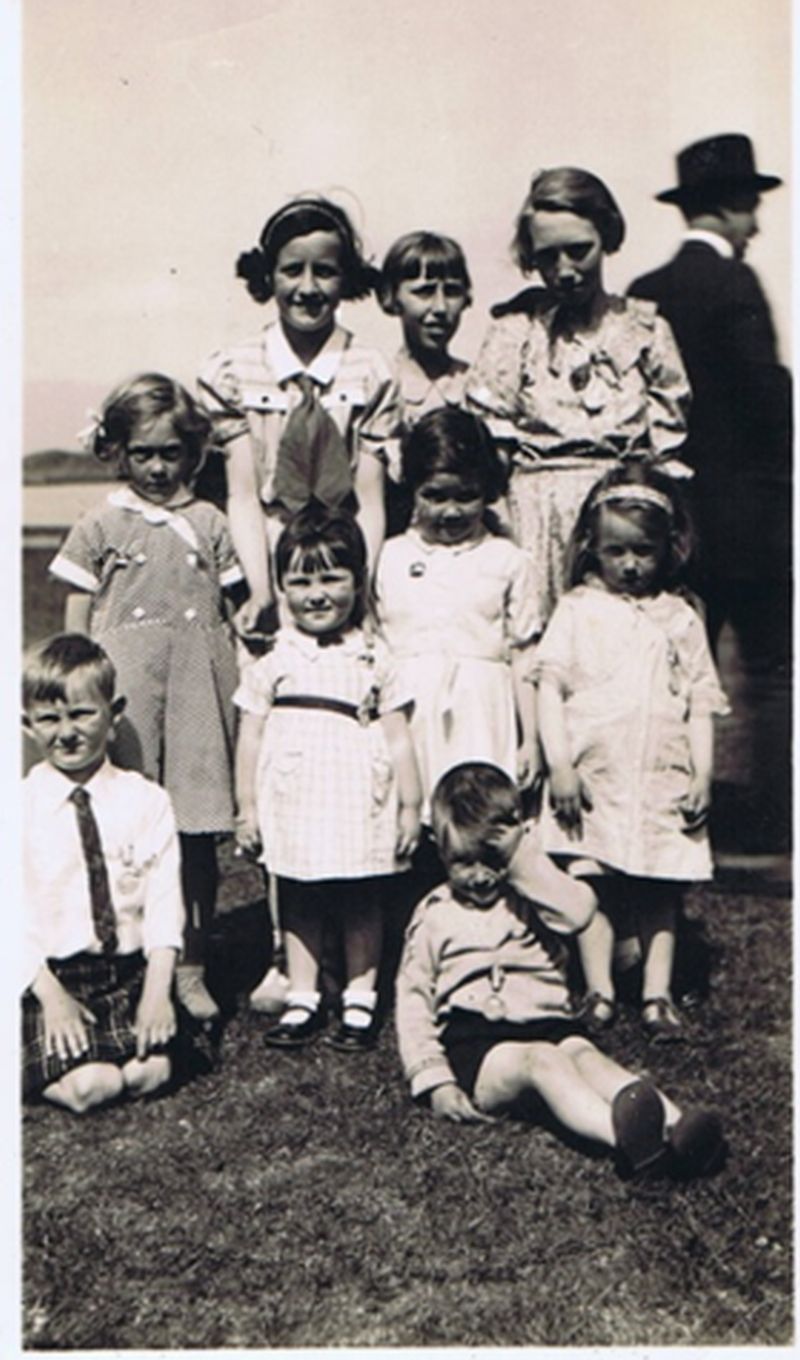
[533,464,728,1043]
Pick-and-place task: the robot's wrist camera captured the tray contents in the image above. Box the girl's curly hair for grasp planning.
[90,372,212,478]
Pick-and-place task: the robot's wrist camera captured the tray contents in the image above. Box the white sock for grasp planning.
[342,987,377,1030]
[282,990,321,1027]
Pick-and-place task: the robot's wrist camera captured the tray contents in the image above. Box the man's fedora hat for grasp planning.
[656,133,782,205]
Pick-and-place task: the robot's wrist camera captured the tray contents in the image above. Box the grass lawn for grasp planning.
[20,539,793,1349]
[22,847,792,1350]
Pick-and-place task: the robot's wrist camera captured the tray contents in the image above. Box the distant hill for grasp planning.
[23,450,116,485]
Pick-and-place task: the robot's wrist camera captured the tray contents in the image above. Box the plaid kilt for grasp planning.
[22,951,150,1099]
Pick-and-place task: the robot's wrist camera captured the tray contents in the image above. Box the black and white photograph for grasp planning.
[16,0,792,1352]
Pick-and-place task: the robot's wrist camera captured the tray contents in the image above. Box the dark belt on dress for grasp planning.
[272,694,367,722]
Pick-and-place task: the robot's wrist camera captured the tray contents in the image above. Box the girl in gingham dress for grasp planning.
[50,374,244,1022]
[235,506,421,1051]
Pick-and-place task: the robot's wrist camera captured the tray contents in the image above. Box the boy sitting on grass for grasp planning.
[22,634,184,1113]
[395,762,725,1178]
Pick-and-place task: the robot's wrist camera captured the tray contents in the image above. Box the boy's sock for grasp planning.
[341,987,377,1030]
[281,990,321,1027]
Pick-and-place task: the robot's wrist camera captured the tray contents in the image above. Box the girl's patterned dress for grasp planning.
[534,580,729,879]
[233,626,412,881]
[50,486,243,834]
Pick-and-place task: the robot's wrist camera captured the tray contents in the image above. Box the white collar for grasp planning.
[683,229,735,260]
[266,321,350,387]
[30,757,117,811]
[394,349,467,403]
[107,486,199,548]
[281,624,368,658]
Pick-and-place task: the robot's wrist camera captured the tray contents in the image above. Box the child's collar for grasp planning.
[267,320,350,387]
[394,348,468,403]
[109,485,195,514]
[406,525,487,556]
[283,623,367,657]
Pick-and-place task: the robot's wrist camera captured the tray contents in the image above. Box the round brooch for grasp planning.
[409,562,426,578]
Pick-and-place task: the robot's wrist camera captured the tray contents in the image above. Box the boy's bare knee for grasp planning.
[521,1041,562,1082]
[559,1034,596,1060]
[122,1054,171,1098]
[45,1063,124,1114]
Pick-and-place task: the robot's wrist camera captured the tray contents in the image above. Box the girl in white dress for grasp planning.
[535,465,728,1043]
[375,408,540,812]
[235,507,421,1051]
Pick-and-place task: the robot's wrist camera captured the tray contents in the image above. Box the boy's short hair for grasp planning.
[431,762,522,860]
[22,634,117,710]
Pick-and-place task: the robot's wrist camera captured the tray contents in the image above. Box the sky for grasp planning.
[22,0,793,453]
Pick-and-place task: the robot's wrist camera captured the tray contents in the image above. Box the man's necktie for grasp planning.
[69,786,118,954]
[272,373,355,515]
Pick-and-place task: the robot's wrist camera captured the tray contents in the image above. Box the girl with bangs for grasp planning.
[234,505,421,1052]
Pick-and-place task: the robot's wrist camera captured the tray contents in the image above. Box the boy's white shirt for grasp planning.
[23,758,184,990]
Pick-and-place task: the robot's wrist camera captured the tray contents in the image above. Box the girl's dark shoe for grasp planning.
[641,995,685,1044]
[264,1006,324,1049]
[611,1078,668,1174]
[325,1020,378,1052]
[668,1109,726,1178]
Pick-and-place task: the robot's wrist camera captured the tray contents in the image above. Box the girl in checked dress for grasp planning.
[234,506,421,1051]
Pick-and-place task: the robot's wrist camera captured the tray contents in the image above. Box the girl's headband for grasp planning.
[593,485,674,517]
[260,199,352,251]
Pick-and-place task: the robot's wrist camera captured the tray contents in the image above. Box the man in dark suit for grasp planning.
[630,134,792,853]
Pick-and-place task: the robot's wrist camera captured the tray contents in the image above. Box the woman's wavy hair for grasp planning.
[89,372,211,478]
[401,407,507,505]
[378,230,472,314]
[513,166,626,273]
[566,462,695,591]
[236,196,379,304]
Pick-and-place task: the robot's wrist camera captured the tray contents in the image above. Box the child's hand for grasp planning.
[41,987,96,1063]
[135,993,177,1060]
[680,773,711,831]
[233,597,271,639]
[549,765,592,838]
[396,803,421,860]
[431,1082,495,1124]
[516,744,541,792]
[235,810,262,859]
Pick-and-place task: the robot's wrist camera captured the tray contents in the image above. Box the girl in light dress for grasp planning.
[235,506,421,1051]
[374,408,540,813]
[466,166,690,622]
[50,374,244,1021]
[534,464,728,1043]
[198,194,397,628]
[377,231,472,536]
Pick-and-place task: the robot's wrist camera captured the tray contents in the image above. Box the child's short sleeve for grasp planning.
[371,638,414,716]
[354,368,404,480]
[206,505,245,590]
[197,350,250,446]
[232,653,278,717]
[49,513,107,593]
[530,596,577,693]
[677,607,730,718]
[504,545,543,646]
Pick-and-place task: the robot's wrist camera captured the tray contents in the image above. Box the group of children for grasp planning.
[23,183,728,1178]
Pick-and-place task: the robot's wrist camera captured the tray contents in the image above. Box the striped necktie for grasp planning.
[69,786,118,954]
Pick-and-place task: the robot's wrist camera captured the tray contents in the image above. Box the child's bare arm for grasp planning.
[355,453,386,578]
[511,650,539,789]
[537,677,592,836]
[235,711,265,856]
[135,947,178,1058]
[682,712,713,829]
[226,433,274,632]
[30,963,96,1062]
[380,707,422,858]
[64,591,92,635]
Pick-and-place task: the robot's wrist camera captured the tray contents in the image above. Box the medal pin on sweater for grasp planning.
[483,963,507,1020]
